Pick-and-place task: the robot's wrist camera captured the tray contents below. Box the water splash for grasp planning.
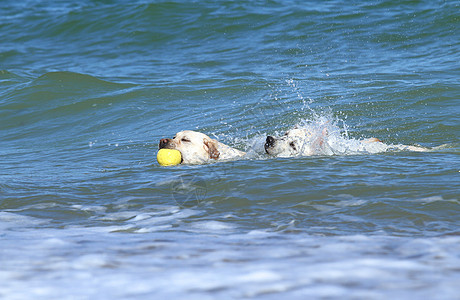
[241,112,429,158]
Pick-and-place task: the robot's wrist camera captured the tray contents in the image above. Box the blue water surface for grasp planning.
[1,1,459,299]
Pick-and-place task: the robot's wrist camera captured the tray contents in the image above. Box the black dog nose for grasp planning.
[159,138,169,149]
[265,136,275,149]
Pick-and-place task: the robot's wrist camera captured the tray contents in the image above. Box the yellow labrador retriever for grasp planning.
[264,127,427,157]
[159,130,246,164]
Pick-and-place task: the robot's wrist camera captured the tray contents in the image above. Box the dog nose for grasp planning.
[265,136,275,149]
[159,138,169,149]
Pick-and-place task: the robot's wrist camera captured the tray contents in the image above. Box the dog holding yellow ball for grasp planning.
[157,149,182,166]
[158,130,246,165]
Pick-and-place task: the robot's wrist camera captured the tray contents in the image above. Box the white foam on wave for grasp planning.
[1,212,460,299]
[0,211,47,231]
[190,220,236,232]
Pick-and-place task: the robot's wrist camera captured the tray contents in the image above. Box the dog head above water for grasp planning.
[159,130,246,164]
[159,130,221,164]
[264,127,327,157]
[265,128,313,157]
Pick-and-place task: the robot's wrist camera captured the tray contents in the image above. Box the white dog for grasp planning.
[264,127,427,157]
[159,130,246,164]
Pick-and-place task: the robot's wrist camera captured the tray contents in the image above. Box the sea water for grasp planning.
[1,1,459,299]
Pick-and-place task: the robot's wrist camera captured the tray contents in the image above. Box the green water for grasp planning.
[1,1,459,299]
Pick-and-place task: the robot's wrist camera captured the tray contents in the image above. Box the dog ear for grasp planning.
[203,138,220,160]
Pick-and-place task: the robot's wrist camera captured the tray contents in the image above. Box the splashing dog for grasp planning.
[264,123,427,157]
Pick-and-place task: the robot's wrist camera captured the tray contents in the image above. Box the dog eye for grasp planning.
[289,142,295,147]
[181,138,191,142]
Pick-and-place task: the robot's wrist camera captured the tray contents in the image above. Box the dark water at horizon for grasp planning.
[1,1,459,299]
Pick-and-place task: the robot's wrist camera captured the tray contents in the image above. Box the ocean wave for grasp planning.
[0,72,136,142]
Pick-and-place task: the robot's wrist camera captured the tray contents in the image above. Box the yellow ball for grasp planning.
[157,149,182,166]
